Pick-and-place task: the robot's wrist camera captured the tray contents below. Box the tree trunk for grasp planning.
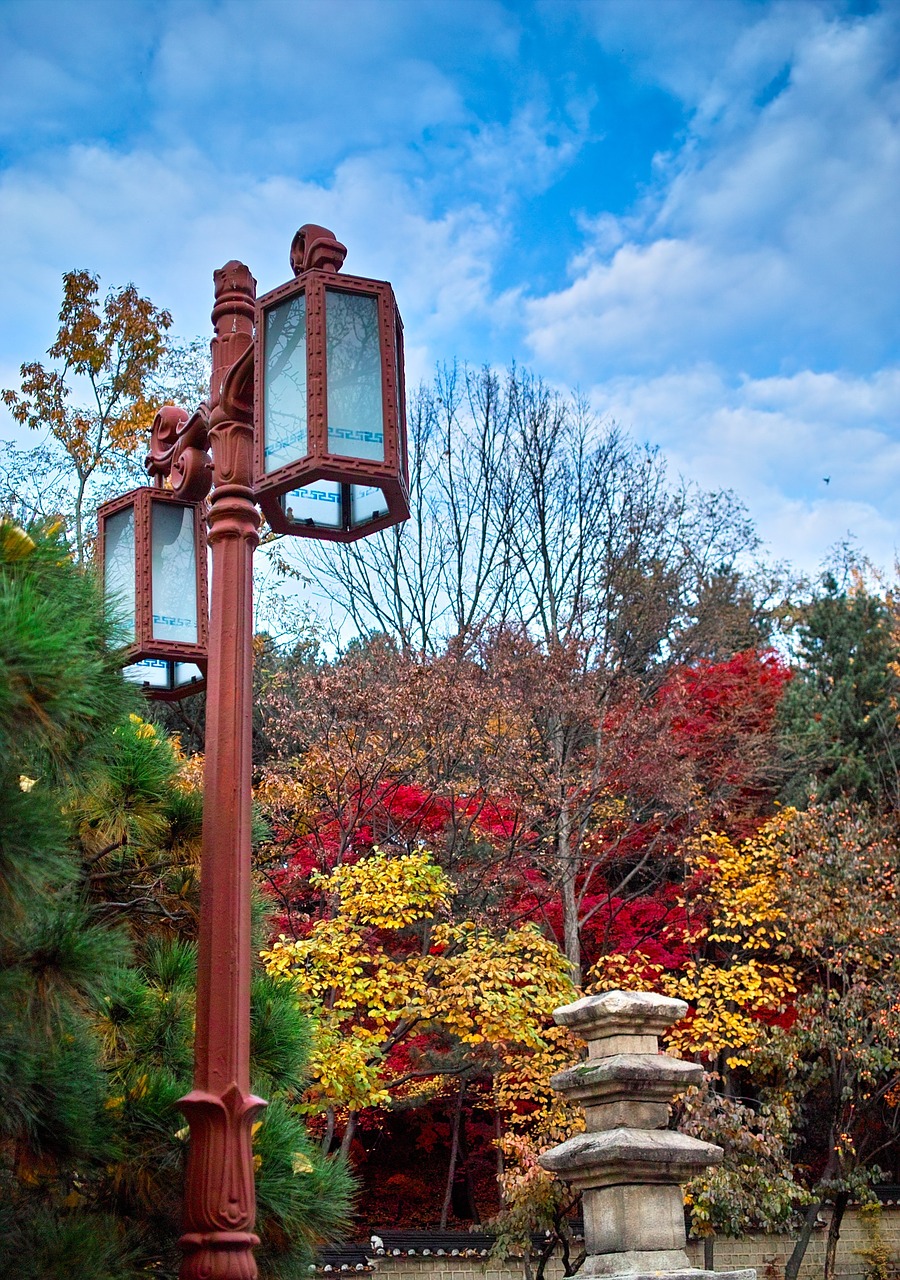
[784,1197,824,1280]
[551,718,581,986]
[559,1209,584,1278]
[557,794,581,985]
[704,1237,714,1270]
[560,847,580,984]
[440,1079,465,1229]
[824,1192,849,1280]
[340,1110,357,1158]
[534,1237,556,1280]
[320,1107,335,1154]
[74,470,89,566]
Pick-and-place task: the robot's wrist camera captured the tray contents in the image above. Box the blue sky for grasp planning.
[2,0,899,573]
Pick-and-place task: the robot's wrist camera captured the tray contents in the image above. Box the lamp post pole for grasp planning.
[177,261,266,1280]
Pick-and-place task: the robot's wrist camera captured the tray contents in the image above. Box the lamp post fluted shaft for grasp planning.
[177,261,266,1280]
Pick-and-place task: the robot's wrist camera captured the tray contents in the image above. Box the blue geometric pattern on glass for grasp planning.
[330,427,384,446]
[282,480,342,528]
[123,658,169,689]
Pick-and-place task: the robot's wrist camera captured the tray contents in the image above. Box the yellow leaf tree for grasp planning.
[261,846,578,1223]
[589,811,798,1071]
[3,269,172,562]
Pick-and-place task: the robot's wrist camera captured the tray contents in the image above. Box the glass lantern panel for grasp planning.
[174,662,203,689]
[281,480,342,529]
[151,502,199,644]
[123,658,171,690]
[104,506,136,644]
[350,484,389,527]
[325,290,384,462]
[395,320,406,473]
[264,292,308,474]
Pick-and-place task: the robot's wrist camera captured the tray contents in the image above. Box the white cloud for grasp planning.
[592,364,900,572]
[3,0,898,579]
[526,7,900,380]
[0,140,504,413]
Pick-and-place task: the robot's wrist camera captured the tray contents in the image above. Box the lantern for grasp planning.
[97,486,208,699]
[253,225,409,540]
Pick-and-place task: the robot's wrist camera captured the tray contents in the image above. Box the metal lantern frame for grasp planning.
[97,485,209,701]
[252,267,409,541]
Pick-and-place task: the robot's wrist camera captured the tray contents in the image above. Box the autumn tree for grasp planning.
[261,847,577,1229]
[675,1078,807,1242]
[757,802,900,1280]
[253,636,542,943]
[609,799,900,1280]
[290,364,788,984]
[487,637,791,985]
[647,813,797,1074]
[489,1132,583,1280]
[2,270,172,562]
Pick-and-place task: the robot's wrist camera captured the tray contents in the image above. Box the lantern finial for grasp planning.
[290,224,347,276]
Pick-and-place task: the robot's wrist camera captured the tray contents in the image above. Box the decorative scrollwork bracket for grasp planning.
[145,402,214,503]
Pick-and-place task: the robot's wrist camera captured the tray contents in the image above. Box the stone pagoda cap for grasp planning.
[553,990,688,1040]
[551,1052,703,1105]
[539,1127,722,1190]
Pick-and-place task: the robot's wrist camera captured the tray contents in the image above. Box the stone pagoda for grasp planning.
[540,990,754,1280]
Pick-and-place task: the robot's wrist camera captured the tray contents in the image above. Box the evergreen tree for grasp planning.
[0,516,140,1277]
[778,569,900,809]
[0,517,353,1278]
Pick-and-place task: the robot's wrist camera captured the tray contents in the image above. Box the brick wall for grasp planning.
[367,1205,900,1280]
[684,1205,900,1280]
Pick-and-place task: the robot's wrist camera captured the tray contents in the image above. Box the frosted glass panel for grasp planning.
[325,290,384,461]
[123,658,170,689]
[122,660,203,693]
[264,292,308,473]
[174,663,203,689]
[151,502,198,643]
[350,485,388,527]
[282,480,342,529]
[104,506,136,644]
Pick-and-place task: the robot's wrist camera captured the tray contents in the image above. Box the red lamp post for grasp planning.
[107,227,409,1280]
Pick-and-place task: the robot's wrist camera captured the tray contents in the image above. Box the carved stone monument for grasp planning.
[540,990,755,1280]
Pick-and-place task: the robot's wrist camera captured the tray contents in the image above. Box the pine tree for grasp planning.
[778,569,900,809]
[0,516,140,1277]
[0,517,353,1278]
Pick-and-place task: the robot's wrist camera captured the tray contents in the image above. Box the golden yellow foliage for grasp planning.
[589,812,799,1068]
[666,814,797,1066]
[261,847,576,1120]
